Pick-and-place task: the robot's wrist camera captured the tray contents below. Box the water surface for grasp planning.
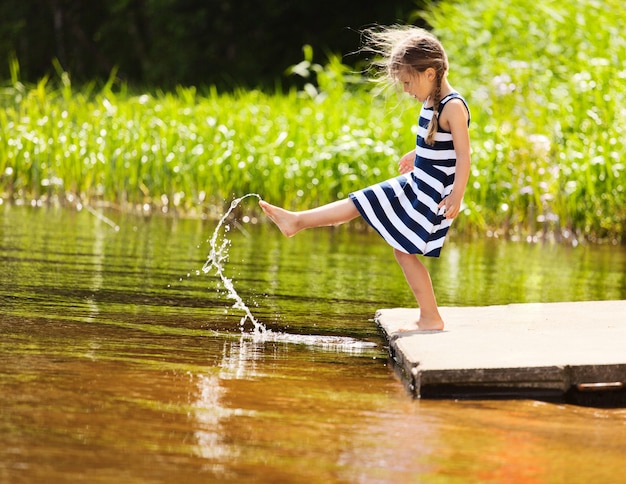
[1,203,625,483]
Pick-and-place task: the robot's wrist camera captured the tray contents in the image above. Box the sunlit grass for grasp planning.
[426,0,626,242]
[0,55,406,219]
[1,0,624,243]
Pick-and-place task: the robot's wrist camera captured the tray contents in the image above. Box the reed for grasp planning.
[0,55,408,218]
[424,0,626,242]
[1,0,624,243]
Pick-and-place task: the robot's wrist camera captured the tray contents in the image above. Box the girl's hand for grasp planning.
[438,192,463,219]
[398,150,415,174]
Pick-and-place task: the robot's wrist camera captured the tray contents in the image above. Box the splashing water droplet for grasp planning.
[202,193,265,334]
[198,193,377,352]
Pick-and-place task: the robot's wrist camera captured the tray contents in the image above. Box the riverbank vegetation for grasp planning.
[1,0,624,243]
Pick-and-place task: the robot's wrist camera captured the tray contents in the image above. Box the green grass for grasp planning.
[425,0,626,242]
[1,0,625,243]
[0,54,407,218]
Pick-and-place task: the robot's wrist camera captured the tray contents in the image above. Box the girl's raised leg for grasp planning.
[393,248,445,331]
[259,199,360,237]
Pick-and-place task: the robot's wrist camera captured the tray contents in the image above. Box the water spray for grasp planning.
[202,193,265,334]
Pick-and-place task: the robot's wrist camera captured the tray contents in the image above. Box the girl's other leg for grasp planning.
[259,199,359,237]
[393,248,445,331]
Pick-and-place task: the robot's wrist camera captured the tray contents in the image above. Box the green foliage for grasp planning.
[1,0,625,244]
[0,0,421,90]
[0,54,406,217]
[423,0,626,241]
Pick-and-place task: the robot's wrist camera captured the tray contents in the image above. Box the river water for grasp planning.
[1,202,625,483]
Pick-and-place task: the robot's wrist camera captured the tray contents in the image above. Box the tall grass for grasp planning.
[424,0,626,242]
[1,0,625,243]
[0,50,407,219]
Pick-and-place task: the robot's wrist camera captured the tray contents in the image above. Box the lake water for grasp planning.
[1,202,625,483]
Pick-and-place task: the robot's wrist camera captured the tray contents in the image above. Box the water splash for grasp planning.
[242,332,378,352]
[201,193,378,352]
[202,193,265,334]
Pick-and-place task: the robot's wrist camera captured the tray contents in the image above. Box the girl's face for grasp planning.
[399,68,435,103]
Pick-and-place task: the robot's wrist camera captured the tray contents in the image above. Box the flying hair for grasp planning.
[362,25,448,145]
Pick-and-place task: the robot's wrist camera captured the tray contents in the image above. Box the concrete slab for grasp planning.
[375,300,626,405]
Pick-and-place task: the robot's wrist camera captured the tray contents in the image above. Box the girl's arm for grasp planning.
[438,99,471,219]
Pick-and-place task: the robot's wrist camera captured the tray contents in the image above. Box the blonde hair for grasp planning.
[363,26,448,145]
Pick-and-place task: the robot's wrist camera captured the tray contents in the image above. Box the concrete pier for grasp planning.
[375,300,626,406]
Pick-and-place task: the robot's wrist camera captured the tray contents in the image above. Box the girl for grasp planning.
[259,26,470,331]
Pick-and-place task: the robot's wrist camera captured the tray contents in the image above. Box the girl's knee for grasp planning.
[393,248,413,264]
[393,248,426,269]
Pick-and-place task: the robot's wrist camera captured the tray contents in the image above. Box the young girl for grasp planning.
[259,26,470,331]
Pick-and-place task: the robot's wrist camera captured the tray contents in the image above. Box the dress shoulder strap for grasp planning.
[437,92,470,124]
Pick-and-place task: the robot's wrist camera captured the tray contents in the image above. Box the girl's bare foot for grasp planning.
[416,316,444,331]
[259,200,300,237]
[398,316,445,332]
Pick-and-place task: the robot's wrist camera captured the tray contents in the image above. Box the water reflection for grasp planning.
[429,238,626,306]
[219,336,267,379]
[86,221,106,322]
[195,341,250,464]
[193,374,240,462]
[1,204,626,483]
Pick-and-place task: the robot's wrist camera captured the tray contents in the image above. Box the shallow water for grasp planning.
[1,203,625,483]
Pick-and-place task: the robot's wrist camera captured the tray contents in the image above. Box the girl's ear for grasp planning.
[425,67,436,81]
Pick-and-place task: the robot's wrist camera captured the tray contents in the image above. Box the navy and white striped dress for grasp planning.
[349,92,469,257]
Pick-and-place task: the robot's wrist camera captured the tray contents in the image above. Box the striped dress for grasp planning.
[349,92,469,257]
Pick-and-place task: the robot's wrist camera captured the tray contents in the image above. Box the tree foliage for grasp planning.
[0,0,424,89]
